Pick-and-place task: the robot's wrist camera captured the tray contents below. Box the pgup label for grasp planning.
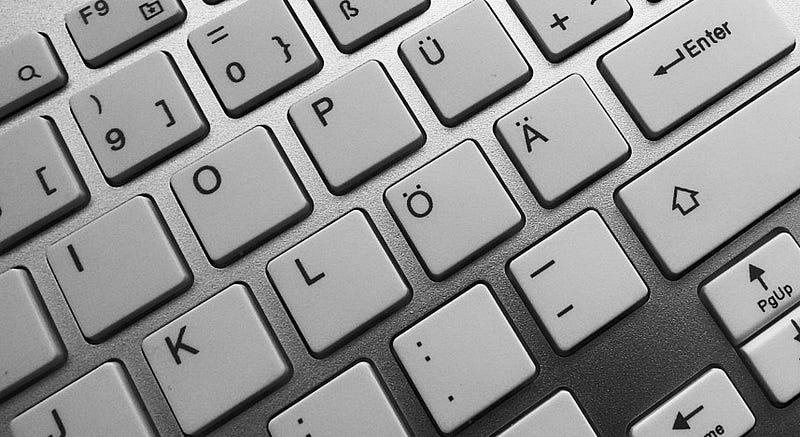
[757,284,793,313]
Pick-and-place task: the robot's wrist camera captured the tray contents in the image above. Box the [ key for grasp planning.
[495,74,629,207]
[0,117,89,254]
[172,126,311,267]
[10,362,156,437]
[267,210,410,356]
[289,61,425,194]
[394,284,536,434]
[269,362,410,436]
[399,1,531,127]
[65,0,186,68]
[629,368,754,437]
[0,33,67,120]
[310,0,429,53]
[142,283,290,436]
[508,210,648,355]
[188,0,323,117]
[70,51,208,186]
[599,0,795,139]
[617,69,800,279]
[700,232,800,345]
[498,390,596,437]
[0,269,65,399]
[47,196,192,342]
[385,140,523,280]
[508,0,631,62]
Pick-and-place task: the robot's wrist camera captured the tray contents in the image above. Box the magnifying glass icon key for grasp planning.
[18,65,42,81]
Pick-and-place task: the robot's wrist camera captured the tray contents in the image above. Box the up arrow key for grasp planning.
[671,186,699,216]
[748,264,768,291]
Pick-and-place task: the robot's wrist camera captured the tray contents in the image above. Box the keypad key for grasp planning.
[0,117,89,253]
[172,126,311,267]
[310,0,429,53]
[0,269,65,399]
[189,0,323,117]
[508,210,648,355]
[70,51,208,186]
[394,284,536,434]
[10,362,155,437]
[399,0,531,127]
[269,362,410,436]
[498,390,596,437]
[0,33,67,120]
[268,210,409,356]
[496,74,629,207]
[385,140,522,280]
[289,61,424,194]
[65,0,186,68]
[142,284,290,436]
[47,196,192,342]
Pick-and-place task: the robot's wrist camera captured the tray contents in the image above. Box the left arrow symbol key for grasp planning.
[672,404,703,430]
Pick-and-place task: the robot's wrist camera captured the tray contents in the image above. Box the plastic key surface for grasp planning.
[0,33,67,119]
[498,390,596,437]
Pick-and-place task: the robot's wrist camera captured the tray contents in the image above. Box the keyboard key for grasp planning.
[495,75,629,207]
[508,210,648,355]
[188,0,323,117]
[70,51,208,186]
[65,0,186,67]
[268,210,409,356]
[498,390,596,437]
[508,0,631,62]
[0,269,65,399]
[0,117,89,253]
[394,284,536,434]
[385,140,522,280]
[599,0,795,139]
[10,362,155,437]
[399,1,531,127]
[172,126,311,267]
[269,362,410,436]
[617,69,800,278]
[310,0,429,53]
[289,61,424,194]
[0,33,67,119]
[47,196,192,342]
[142,284,290,436]
[629,368,754,437]
[700,232,800,345]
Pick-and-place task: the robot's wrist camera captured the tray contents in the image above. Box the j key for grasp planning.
[498,390,597,437]
[66,0,186,67]
[599,0,795,139]
[617,69,800,279]
[0,33,67,120]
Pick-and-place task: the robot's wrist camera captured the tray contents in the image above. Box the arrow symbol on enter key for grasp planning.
[654,48,686,76]
[748,264,768,291]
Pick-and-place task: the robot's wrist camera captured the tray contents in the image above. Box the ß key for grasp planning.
[0,33,67,120]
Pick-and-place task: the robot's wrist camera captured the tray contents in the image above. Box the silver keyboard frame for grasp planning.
[1,0,799,435]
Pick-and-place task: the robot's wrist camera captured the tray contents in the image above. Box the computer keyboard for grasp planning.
[1,0,800,436]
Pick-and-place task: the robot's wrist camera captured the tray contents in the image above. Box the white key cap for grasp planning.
[65,0,186,68]
[617,70,800,278]
[142,284,290,436]
[269,362,410,437]
[70,51,208,186]
[498,390,596,437]
[508,210,648,355]
[495,75,629,207]
[0,269,65,399]
[393,284,536,434]
[188,0,322,117]
[47,196,192,342]
[700,232,800,345]
[385,140,522,280]
[0,33,67,119]
[172,126,311,267]
[399,1,531,126]
[10,362,155,437]
[0,117,89,253]
[629,368,754,437]
[599,0,795,139]
[311,0,429,53]
[508,0,631,62]
[741,305,800,405]
[268,210,409,356]
[289,61,424,194]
